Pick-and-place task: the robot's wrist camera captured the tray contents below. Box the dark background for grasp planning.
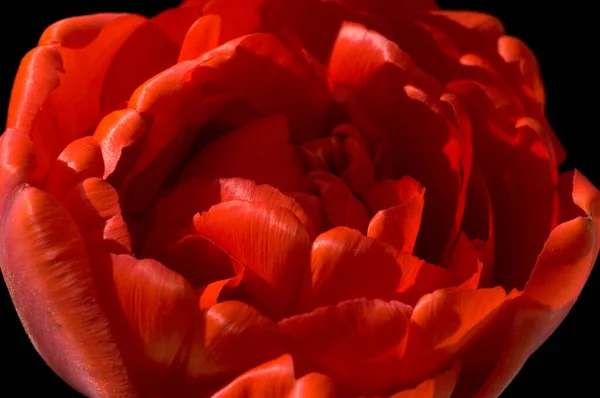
[0,1,596,396]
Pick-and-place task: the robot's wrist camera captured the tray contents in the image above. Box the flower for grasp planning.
[1,0,597,397]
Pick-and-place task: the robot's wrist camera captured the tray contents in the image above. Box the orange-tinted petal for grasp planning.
[303,227,403,310]
[185,301,285,387]
[471,171,599,397]
[309,171,371,234]
[391,362,460,398]
[400,287,508,386]
[192,200,311,318]
[43,136,104,199]
[181,116,307,193]
[279,298,411,394]
[0,187,137,396]
[211,354,336,398]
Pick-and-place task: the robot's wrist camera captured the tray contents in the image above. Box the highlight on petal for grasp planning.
[0,187,136,396]
[192,200,311,318]
[211,354,336,398]
[303,226,403,310]
[471,171,599,397]
[279,298,411,394]
[394,252,455,306]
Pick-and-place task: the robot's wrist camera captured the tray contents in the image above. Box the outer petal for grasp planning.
[211,354,337,398]
[8,14,178,181]
[279,298,411,395]
[472,171,599,397]
[0,187,136,397]
[0,128,35,219]
[399,287,509,387]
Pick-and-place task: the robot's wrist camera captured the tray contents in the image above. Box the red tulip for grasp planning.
[1,1,597,397]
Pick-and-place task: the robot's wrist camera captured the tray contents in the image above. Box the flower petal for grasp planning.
[0,128,35,217]
[391,362,460,398]
[367,182,424,254]
[110,254,197,386]
[62,177,132,254]
[303,227,403,310]
[399,287,509,386]
[211,354,336,398]
[449,80,558,290]
[279,298,411,394]
[43,136,104,200]
[185,301,285,388]
[151,6,203,46]
[0,187,137,396]
[192,200,311,318]
[179,15,222,61]
[448,233,483,289]
[469,171,599,397]
[309,171,371,234]
[394,252,455,307]
[181,116,307,193]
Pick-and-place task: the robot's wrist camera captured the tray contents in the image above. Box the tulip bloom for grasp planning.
[1,1,598,397]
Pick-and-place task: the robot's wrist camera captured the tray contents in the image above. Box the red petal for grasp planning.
[93,109,147,180]
[367,183,424,254]
[284,192,325,236]
[181,116,307,192]
[361,176,424,213]
[465,173,599,397]
[449,80,558,290]
[0,128,35,217]
[0,187,137,396]
[203,0,267,43]
[309,171,371,234]
[460,165,495,286]
[399,287,508,386]
[391,362,460,398]
[111,254,197,385]
[185,33,332,140]
[62,177,132,254]
[279,298,411,394]
[394,252,454,306]
[43,136,104,199]
[557,171,586,223]
[192,200,311,318]
[211,354,336,398]
[179,15,222,61]
[151,6,203,46]
[184,301,285,388]
[448,233,483,289]
[303,226,403,310]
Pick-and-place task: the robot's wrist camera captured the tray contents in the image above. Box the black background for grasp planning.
[0,1,596,396]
